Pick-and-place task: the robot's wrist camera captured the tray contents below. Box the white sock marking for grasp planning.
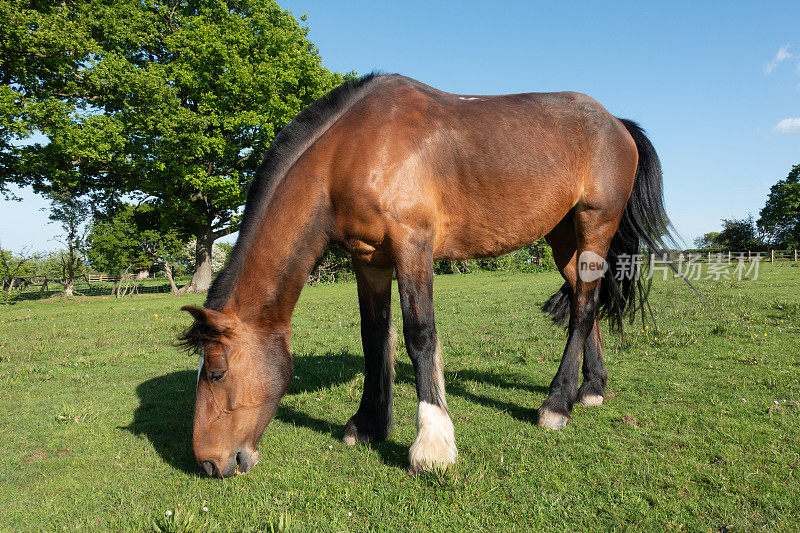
[409,401,457,472]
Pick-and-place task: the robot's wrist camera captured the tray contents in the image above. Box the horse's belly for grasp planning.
[433,184,576,260]
[434,221,547,260]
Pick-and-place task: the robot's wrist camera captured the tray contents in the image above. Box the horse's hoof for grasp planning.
[408,450,457,475]
[578,394,604,407]
[342,419,368,446]
[342,416,388,446]
[537,408,569,430]
[408,402,458,473]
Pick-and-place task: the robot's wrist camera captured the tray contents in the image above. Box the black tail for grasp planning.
[542,119,677,332]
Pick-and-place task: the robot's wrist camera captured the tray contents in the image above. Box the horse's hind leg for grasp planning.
[393,235,457,473]
[577,318,607,406]
[343,261,397,445]
[544,216,607,406]
[538,207,618,429]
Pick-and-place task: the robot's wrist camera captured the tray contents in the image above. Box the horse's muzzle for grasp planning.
[199,449,260,478]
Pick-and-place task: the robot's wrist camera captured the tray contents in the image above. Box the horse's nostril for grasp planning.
[200,460,216,477]
[236,449,259,474]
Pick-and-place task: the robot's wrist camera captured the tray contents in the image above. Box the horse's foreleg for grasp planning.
[343,261,396,445]
[394,240,457,473]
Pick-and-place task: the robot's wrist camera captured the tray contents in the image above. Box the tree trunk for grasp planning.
[162,261,180,296]
[182,226,215,294]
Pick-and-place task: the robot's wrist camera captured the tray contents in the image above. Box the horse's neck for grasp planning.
[226,172,329,328]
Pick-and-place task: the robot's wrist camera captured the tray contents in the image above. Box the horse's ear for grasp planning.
[181,305,238,333]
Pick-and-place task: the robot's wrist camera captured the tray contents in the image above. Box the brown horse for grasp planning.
[180,73,674,478]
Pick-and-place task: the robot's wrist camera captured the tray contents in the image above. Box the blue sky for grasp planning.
[2,0,799,252]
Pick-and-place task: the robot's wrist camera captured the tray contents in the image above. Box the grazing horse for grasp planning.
[180,73,674,478]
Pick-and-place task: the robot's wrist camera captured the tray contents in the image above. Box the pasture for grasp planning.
[0,265,798,531]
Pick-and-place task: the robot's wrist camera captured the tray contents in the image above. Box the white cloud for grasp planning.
[773,117,800,134]
[765,44,793,74]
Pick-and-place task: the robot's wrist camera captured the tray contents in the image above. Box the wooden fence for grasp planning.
[671,250,798,263]
[86,274,120,283]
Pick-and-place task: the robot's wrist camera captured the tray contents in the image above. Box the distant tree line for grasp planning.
[693,164,800,252]
[308,239,556,284]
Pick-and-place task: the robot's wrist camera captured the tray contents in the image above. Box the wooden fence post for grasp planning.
[728,251,731,264]
[771,249,774,263]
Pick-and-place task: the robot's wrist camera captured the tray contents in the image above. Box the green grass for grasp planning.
[0,264,798,531]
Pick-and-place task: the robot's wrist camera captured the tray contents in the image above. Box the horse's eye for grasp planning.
[209,370,226,382]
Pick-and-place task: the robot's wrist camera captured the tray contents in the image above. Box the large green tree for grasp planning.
[3,0,345,292]
[758,164,800,249]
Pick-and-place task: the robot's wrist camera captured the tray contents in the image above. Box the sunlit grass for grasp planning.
[0,264,798,530]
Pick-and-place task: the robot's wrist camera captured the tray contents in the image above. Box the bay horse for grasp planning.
[179,73,674,478]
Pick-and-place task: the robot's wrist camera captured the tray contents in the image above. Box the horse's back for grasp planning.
[323,76,637,261]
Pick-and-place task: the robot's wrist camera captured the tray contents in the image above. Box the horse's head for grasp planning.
[179,305,293,478]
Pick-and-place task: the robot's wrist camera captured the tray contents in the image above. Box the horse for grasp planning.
[179,73,675,478]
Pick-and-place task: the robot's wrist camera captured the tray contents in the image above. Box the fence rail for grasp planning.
[668,250,798,263]
[86,274,119,283]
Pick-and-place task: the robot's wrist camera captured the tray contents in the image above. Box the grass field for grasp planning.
[0,264,798,531]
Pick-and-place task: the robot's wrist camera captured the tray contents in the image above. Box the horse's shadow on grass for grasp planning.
[123,351,546,474]
[123,369,198,475]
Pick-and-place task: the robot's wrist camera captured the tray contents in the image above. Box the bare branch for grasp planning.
[212,224,238,240]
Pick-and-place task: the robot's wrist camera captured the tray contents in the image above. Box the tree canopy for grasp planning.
[692,232,721,250]
[715,216,765,251]
[758,164,800,249]
[2,0,347,291]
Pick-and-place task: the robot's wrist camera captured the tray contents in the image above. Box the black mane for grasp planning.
[204,72,388,311]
